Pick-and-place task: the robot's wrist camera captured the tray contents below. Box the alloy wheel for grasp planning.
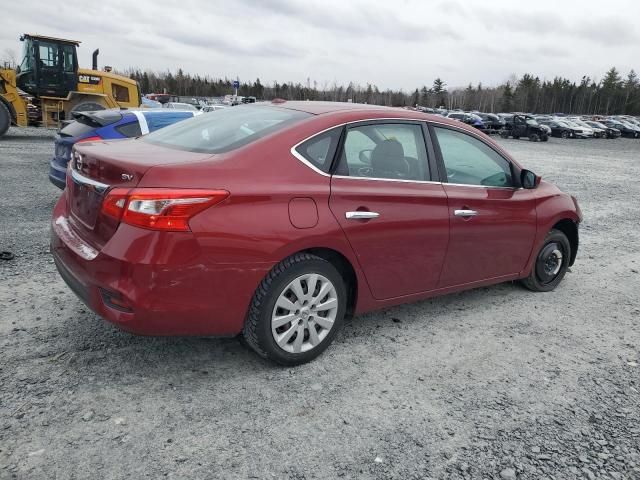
[271,273,339,354]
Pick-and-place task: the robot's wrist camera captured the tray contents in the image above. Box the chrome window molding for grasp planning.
[289,116,517,188]
[331,175,442,185]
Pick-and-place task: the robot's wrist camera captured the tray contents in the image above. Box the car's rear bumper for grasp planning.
[50,193,272,336]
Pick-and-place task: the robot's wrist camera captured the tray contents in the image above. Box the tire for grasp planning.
[512,135,519,140]
[529,133,540,142]
[243,253,347,365]
[541,135,549,142]
[70,101,105,113]
[500,131,509,139]
[561,130,569,139]
[521,229,571,292]
[0,101,11,138]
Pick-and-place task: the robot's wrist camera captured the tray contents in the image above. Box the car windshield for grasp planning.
[143,105,311,153]
[526,119,538,126]
[586,121,605,128]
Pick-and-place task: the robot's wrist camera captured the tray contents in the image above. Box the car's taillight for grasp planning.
[101,188,229,231]
[76,135,102,143]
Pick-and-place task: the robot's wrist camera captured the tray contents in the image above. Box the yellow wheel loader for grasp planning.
[0,34,140,138]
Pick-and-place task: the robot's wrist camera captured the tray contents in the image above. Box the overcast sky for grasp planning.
[2,0,639,91]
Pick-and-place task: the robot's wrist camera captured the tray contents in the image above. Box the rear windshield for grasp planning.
[143,105,311,153]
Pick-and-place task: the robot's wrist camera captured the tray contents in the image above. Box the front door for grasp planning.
[431,125,537,287]
[329,121,449,300]
[35,40,73,98]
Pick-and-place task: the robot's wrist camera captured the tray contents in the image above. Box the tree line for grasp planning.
[125,67,640,115]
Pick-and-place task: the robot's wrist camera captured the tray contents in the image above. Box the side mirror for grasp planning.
[521,169,540,189]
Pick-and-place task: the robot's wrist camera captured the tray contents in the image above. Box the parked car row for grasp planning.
[428,108,640,141]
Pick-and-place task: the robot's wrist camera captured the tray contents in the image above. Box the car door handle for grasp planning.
[454,209,478,217]
[345,211,380,220]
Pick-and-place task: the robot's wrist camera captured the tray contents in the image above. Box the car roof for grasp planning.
[271,100,401,115]
[262,100,468,128]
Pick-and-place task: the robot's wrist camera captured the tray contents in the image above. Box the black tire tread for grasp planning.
[521,229,570,292]
[0,101,11,138]
[243,252,329,360]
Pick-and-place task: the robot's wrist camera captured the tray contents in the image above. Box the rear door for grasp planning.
[430,125,537,287]
[328,121,449,300]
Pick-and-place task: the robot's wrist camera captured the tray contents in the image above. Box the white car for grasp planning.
[563,119,593,138]
[164,102,198,111]
[570,119,604,138]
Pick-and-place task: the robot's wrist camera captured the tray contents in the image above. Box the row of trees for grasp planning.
[125,67,640,115]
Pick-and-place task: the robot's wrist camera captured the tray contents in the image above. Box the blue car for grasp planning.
[49,109,199,189]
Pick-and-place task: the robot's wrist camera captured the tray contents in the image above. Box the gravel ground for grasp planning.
[0,127,639,480]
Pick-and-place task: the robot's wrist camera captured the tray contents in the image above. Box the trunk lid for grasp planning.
[67,138,214,249]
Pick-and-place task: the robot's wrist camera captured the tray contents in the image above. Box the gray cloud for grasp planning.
[2,0,639,90]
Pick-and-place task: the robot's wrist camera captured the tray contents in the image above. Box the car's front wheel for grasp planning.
[521,229,571,292]
[243,253,347,365]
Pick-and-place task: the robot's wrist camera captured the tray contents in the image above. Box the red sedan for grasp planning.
[51,101,582,365]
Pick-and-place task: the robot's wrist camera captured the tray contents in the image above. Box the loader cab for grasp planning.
[16,34,78,98]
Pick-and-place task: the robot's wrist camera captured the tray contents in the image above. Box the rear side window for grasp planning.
[115,121,142,137]
[143,105,311,153]
[112,84,130,103]
[294,127,342,173]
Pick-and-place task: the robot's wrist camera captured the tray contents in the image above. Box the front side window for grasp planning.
[433,127,513,188]
[144,105,311,154]
[294,127,342,173]
[337,123,429,181]
[38,42,59,67]
[62,45,75,72]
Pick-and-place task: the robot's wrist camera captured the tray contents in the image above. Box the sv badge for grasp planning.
[121,173,134,181]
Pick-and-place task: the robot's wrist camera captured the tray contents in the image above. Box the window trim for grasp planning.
[336,120,433,182]
[427,122,520,190]
[289,117,522,188]
[292,126,344,174]
[291,119,438,184]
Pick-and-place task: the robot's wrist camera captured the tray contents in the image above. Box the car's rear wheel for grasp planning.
[521,229,571,292]
[529,133,540,142]
[243,253,347,365]
[561,131,568,139]
[0,101,11,138]
[500,130,509,138]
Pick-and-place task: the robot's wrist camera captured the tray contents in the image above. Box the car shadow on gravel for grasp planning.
[57,279,534,378]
